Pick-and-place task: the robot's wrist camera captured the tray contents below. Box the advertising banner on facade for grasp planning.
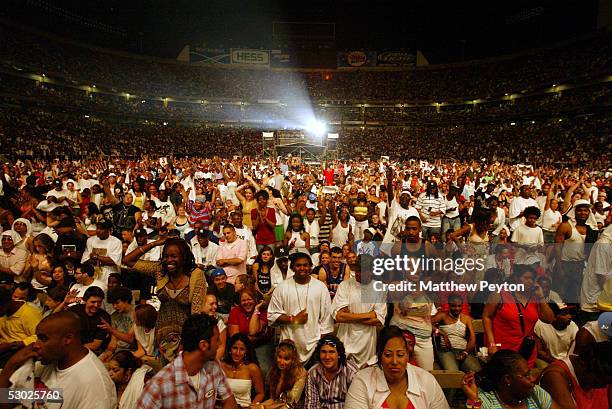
[189,47,230,65]
[376,51,416,67]
[337,51,377,68]
[230,49,270,66]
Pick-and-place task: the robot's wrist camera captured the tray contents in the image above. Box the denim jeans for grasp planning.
[422,226,441,242]
[436,349,481,373]
[437,349,481,404]
[442,217,461,242]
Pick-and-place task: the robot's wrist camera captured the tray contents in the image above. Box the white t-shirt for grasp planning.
[508,196,538,231]
[134,324,155,355]
[511,224,544,265]
[534,320,578,360]
[9,351,117,409]
[444,196,459,219]
[542,209,562,232]
[81,235,123,284]
[580,226,612,311]
[383,200,420,243]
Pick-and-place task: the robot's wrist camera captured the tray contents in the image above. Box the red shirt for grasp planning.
[227,306,267,335]
[251,207,277,245]
[487,290,539,367]
[324,169,334,186]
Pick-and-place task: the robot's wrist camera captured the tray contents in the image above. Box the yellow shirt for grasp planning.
[0,302,42,345]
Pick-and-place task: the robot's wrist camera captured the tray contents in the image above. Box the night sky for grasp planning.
[2,0,600,63]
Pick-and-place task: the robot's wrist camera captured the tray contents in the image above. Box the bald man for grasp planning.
[0,311,117,409]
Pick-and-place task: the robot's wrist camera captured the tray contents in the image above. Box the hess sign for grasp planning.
[231,49,270,66]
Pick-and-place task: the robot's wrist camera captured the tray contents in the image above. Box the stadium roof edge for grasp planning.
[0,17,607,73]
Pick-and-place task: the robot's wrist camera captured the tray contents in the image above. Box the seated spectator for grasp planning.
[202,292,227,360]
[252,246,274,301]
[132,304,158,362]
[11,282,42,311]
[261,340,307,409]
[540,341,612,409]
[107,350,150,409]
[0,230,28,283]
[208,268,238,320]
[534,303,578,366]
[345,325,448,408]
[49,264,75,289]
[68,286,112,355]
[0,286,42,366]
[228,288,265,338]
[0,311,117,408]
[24,232,55,289]
[461,349,554,409]
[220,333,265,408]
[99,286,135,361]
[81,218,123,285]
[571,312,611,355]
[305,335,358,409]
[433,293,481,373]
[216,225,248,284]
[68,263,107,303]
[42,285,68,317]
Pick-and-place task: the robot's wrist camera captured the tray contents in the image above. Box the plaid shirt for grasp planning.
[137,353,232,409]
[304,361,358,409]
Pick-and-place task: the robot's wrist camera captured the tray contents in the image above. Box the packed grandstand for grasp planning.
[0,12,611,409]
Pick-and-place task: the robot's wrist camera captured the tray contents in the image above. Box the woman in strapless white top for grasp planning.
[220,333,265,408]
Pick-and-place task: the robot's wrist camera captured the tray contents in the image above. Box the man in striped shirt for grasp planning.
[415,181,446,241]
[304,335,358,409]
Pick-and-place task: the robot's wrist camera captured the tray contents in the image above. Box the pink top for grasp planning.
[215,238,248,284]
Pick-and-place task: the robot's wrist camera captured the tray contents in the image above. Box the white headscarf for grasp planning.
[12,218,32,239]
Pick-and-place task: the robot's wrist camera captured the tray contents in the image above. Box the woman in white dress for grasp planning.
[220,333,265,408]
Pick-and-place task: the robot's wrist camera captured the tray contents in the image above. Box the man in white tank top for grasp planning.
[554,200,592,308]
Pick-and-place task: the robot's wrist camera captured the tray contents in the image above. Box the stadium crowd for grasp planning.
[0,15,611,409]
[0,151,610,408]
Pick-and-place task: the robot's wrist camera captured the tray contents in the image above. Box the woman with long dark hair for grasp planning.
[284,213,310,254]
[107,350,150,409]
[253,246,274,300]
[220,333,265,408]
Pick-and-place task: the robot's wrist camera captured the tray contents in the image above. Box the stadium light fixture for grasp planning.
[510,122,516,126]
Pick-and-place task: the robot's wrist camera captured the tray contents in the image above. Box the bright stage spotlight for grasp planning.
[305,119,327,137]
